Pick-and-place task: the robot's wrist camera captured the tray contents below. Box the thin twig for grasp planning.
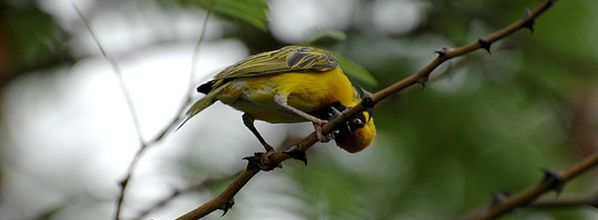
[73,5,144,146]
[114,5,215,220]
[146,0,215,146]
[175,0,558,219]
[73,5,145,219]
[75,3,215,220]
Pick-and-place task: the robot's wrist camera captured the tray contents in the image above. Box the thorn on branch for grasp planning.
[434,47,449,57]
[358,87,376,109]
[491,191,512,206]
[478,38,492,54]
[173,1,560,218]
[548,0,556,7]
[285,146,308,165]
[119,178,128,188]
[522,8,535,33]
[218,198,235,216]
[543,169,564,195]
[416,76,429,90]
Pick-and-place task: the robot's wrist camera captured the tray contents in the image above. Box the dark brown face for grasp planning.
[333,112,368,140]
[309,102,376,153]
[310,102,367,140]
[335,110,375,153]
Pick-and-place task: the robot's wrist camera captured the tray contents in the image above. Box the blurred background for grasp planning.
[1,0,597,219]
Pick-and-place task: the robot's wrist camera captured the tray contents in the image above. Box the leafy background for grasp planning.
[0,0,597,219]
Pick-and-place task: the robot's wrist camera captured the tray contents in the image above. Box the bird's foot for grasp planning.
[313,120,334,143]
[243,149,281,171]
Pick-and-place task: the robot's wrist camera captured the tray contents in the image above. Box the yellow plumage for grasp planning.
[218,67,354,123]
[179,45,375,153]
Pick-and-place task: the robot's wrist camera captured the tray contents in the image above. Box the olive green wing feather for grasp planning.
[177,81,231,129]
[178,46,339,129]
[213,45,338,80]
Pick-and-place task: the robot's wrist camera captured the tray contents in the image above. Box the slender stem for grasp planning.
[133,174,237,220]
[73,5,145,146]
[75,2,215,220]
[175,0,558,219]
[146,0,215,146]
[72,6,144,220]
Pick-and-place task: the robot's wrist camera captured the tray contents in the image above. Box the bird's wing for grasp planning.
[213,45,338,80]
[177,81,231,129]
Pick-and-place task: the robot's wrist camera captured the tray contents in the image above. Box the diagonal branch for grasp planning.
[465,153,598,220]
[530,194,598,209]
[175,0,558,219]
[132,174,237,220]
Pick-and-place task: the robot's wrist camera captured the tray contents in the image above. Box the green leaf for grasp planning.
[336,54,378,86]
[5,5,68,72]
[306,28,347,45]
[195,0,269,31]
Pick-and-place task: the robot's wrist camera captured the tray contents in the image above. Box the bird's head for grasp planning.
[334,110,376,153]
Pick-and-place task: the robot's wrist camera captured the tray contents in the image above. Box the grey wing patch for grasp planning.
[285,47,310,68]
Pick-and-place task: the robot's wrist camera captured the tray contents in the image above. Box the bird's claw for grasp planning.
[313,120,333,143]
[243,149,281,171]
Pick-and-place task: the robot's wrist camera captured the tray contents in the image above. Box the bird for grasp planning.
[178,45,376,160]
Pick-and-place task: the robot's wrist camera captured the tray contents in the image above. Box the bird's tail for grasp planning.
[177,81,230,130]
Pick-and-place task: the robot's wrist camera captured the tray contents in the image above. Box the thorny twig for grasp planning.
[465,153,598,219]
[176,0,562,219]
[133,174,237,220]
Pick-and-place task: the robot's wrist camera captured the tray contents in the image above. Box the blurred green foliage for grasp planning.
[168,0,269,31]
[2,0,597,219]
[335,53,378,86]
[0,1,71,77]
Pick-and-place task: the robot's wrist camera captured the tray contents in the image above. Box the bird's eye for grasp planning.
[352,118,364,127]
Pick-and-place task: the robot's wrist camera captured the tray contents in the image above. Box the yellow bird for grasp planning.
[179,45,375,156]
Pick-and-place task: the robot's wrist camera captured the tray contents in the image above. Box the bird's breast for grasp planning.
[216,67,356,123]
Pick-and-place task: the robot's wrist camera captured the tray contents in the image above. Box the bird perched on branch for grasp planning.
[179,45,375,161]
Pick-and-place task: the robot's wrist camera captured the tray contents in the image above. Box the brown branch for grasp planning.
[465,153,598,220]
[132,174,237,220]
[530,194,598,209]
[175,0,557,219]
